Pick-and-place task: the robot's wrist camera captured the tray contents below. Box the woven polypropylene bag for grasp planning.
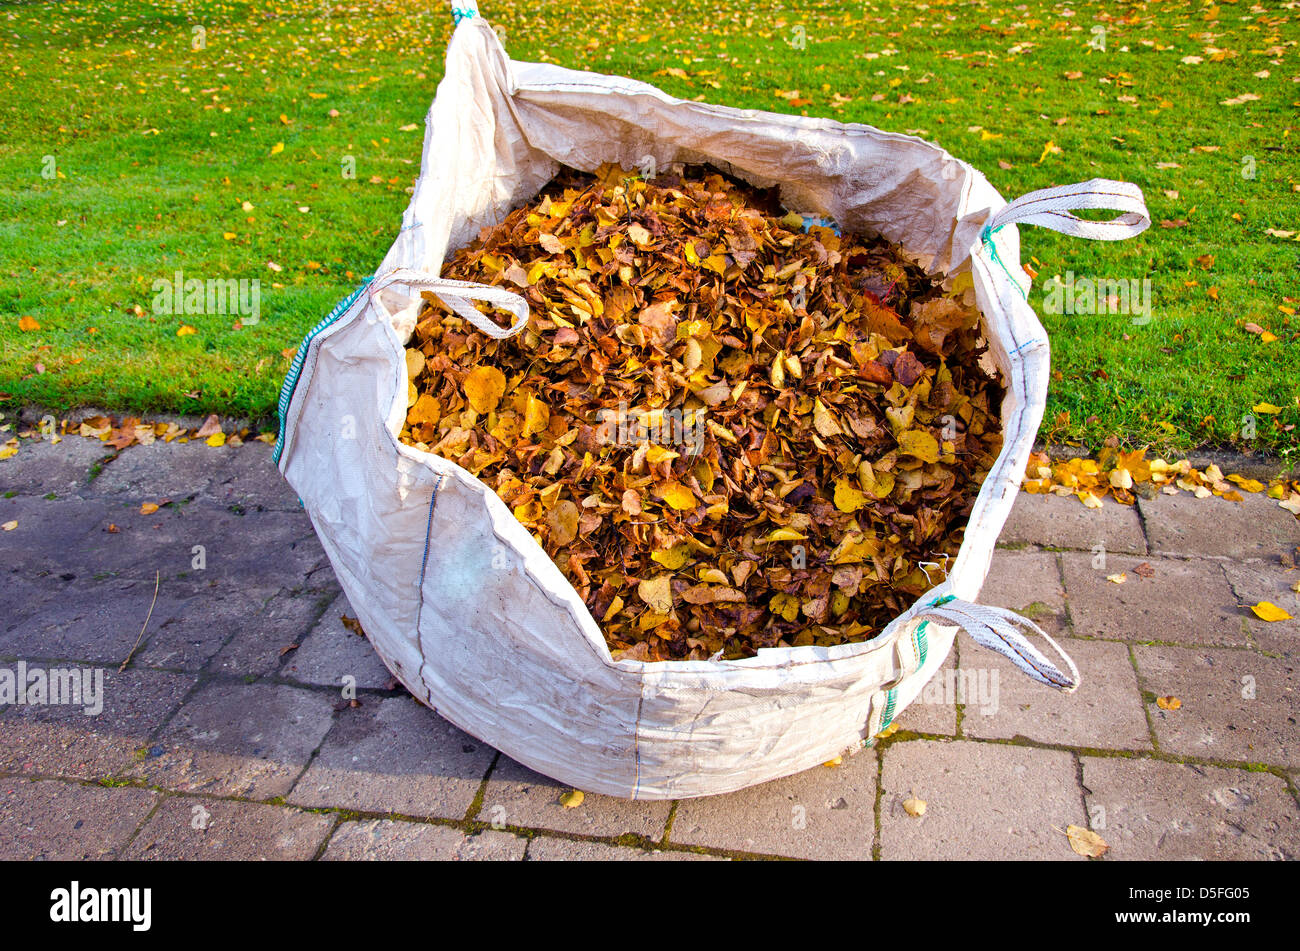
[273,5,1148,799]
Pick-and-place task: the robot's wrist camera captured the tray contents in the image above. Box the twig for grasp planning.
[119,570,160,673]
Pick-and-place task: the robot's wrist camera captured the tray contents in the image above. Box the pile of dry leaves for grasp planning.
[401,165,1003,661]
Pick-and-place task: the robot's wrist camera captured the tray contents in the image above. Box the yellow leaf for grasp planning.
[1065,825,1109,858]
[1037,140,1063,164]
[463,366,507,413]
[897,430,940,463]
[559,789,585,808]
[1156,695,1182,710]
[812,399,842,438]
[405,348,425,379]
[823,755,843,767]
[1106,573,1127,584]
[1250,601,1294,622]
[206,432,226,447]
[765,527,807,542]
[638,575,673,614]
[177,324,197,336]
[139,502,159,514]
[1252,402,1282,415]
[903,797,927,817]
[270,141,284,155]
[651,544,692,570]
[1,520,17,531]
[520,394,550,439]
[657,482,696,510]
[833,479,868,513]
[18,316,40,331]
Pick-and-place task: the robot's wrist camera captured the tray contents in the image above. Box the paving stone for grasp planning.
[0,496,325,585]
[1133,645,1299,768]
[0,571,77,638]
[91,439,256,501]
[1062,553,1247,646]
[1138,491,1300,559]
[204,443,302,512]
[670,747,876,859]
[894,642,957,736]
[1081,757,1299,860]
[1221,560,1300,656]
[84,503,328,586]
[288,696,494,819]
[1,576,197,665]
[475,755,671,840]
[124,797,334,860]
[130,681,336,798]
[879,739,1085,860]
[323,820,526,860]
[527,837,725,861]
[979,548,1068,635]
[207,586,339,677]
[0,777,158,860]
[0,665,195,780]
[0,495,103,574]
[133,583,304,672]
[0,435,108,497]
[958,634,1151,750]
[999,491,1146,554]
[282,592,393,688]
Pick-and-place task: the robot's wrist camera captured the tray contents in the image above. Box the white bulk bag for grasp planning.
[273,2,1149,799]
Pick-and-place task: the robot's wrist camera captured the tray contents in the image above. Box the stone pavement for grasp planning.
[1,437,1297,861]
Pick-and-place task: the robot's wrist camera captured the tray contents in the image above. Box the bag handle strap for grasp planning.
[369,267,530,340]
[905,595,1080,692]
[986,178,1150,242]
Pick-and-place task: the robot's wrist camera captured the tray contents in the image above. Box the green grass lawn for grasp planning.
[1,0,1297,460]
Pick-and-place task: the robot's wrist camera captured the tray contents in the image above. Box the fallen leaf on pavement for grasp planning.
[559,789,585,808]
[1066,825,1110,857]
[1156,695,1182,710]
[1250,601,1294,622]
[903,796,927,817]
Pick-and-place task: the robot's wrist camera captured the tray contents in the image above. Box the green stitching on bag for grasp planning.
[981,224,1028,301]
[913,619,929,669]
[272,278,372,466]
[880,687,897,732]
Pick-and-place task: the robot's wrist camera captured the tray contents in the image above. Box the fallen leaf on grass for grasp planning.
[1066,825,1110,857]
[18,316,40,331]
[1250,601,1294,622]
